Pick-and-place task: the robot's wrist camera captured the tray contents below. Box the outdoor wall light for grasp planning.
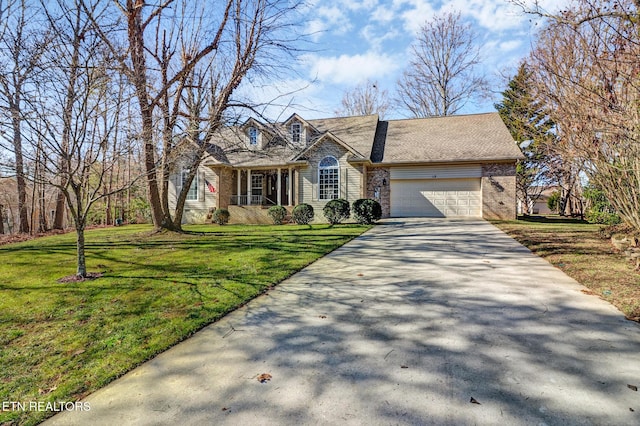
[382,178,387,186]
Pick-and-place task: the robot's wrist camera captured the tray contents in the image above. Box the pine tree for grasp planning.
[495,63,555,215]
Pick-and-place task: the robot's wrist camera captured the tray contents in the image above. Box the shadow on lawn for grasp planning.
[516,215,589,225]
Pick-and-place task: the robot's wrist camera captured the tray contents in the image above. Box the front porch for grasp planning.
[230,168,297,207]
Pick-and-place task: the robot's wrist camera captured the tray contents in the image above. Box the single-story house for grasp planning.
[518,186,557,216]
[169,112,524,224]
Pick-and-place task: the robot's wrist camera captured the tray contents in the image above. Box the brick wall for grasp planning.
[365,167,390,218]
[482,162,517,220]
[214,167,233,210]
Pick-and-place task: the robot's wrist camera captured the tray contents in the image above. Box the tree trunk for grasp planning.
[0,204,4,234]
[12,115,30,234]
[76,223,86,278]
[52,191,66,229]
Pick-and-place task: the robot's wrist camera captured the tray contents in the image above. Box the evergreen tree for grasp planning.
[495,63,555,215]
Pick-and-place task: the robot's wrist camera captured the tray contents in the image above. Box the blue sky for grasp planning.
[254,0,565,120]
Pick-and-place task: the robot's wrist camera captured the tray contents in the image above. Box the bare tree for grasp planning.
[526,0,640,224]
[396,11,488,117]
[25,0,137,277]
[83,0,304,231]
[336,79,392,118]
[0,0,50,234]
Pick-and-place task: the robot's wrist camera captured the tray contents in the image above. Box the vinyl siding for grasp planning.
[297,140,364,220]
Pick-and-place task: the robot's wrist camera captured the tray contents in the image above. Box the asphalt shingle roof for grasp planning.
[202,112,522,168]
[380,112,523,164]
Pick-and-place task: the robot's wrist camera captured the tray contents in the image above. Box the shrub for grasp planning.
[585,209,622,225]
[584,184,621,225]
[292,203,314,225]
[212,208,230,225]
[547,190,560,213]
[267,205,287,225]
[323,198,350,225]
[352,198,382,224]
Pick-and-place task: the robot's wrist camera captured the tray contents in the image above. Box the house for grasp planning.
[517,186,557,216]
[169,112,524,224]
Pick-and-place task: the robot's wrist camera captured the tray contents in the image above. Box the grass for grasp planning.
[0,223,370,425]
[493,216,640,320]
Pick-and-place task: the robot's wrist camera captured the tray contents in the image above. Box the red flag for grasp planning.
[205,180,216,193]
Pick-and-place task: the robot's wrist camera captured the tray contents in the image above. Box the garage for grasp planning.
[390,166,482,218]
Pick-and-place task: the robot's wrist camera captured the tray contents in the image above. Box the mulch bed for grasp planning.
[56,272,103,283]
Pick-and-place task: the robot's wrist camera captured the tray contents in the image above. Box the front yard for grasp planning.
[0,223,369,425]
[494,217,640,321]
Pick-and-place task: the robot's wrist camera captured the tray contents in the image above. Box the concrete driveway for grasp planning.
[47,219,640,425]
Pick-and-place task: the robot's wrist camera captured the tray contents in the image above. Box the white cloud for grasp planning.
[370,7,396,23]
[393,0,437,33]
[499,39,523,52]
[306,5,353,41]
[304,51,403,85]
[342,0,379,11]
[361,23,401,50]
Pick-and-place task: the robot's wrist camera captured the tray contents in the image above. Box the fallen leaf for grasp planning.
[72,349,85,357]
[257,373,272,383]
[628,384,638,391]
[319,315,327,319]
[470,397,481,405]
[581,289,594,295]
[630,408,635,412]
[357,273,364,277]
[401,365,408,369]
[222,407,229,411]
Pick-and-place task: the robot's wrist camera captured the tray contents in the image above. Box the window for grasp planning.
[248,127,258,146]
[251,174,263,196]
[182,169,199,201]
[291,122,301,144]
[319,156,339,200]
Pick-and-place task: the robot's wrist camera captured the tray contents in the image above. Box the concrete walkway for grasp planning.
[47,219,640,425]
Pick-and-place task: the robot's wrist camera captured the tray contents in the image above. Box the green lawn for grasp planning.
[494,216,640,320]
[0,223,370,425]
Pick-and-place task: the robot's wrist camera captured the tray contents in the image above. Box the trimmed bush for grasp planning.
[323,198,350,225]
[212,208,230,225]
[267,205,287,225]
[292,203,314,225]
[352,198,382,224]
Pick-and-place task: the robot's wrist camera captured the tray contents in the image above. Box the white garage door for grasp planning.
[390,178,482,217]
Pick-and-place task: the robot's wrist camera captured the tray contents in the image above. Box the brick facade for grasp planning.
[213,167,233,210]
[481,162,517,220]
[365,167,390,218]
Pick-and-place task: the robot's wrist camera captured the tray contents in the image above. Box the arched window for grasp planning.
[319,156,339,200]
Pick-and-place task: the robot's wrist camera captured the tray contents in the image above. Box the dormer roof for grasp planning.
[282,113,318,133]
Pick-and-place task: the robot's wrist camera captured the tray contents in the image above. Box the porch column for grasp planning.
[288,167,293,206]
[247,169,252,205]
[236,169,241,205]
[277,168,282,206]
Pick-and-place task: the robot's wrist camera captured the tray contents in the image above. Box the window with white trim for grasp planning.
[291,122,302,144]
[248,127,258,146]
[319,156,339,200]
[182,169,199,201]
[251,174,263,196]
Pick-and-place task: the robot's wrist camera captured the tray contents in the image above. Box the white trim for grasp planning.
[390,164,482,180]
[318,156,340,201]
[181,168,199,201]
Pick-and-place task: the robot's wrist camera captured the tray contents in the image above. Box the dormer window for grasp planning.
[248,127,258,146]
[291,122,302,144]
